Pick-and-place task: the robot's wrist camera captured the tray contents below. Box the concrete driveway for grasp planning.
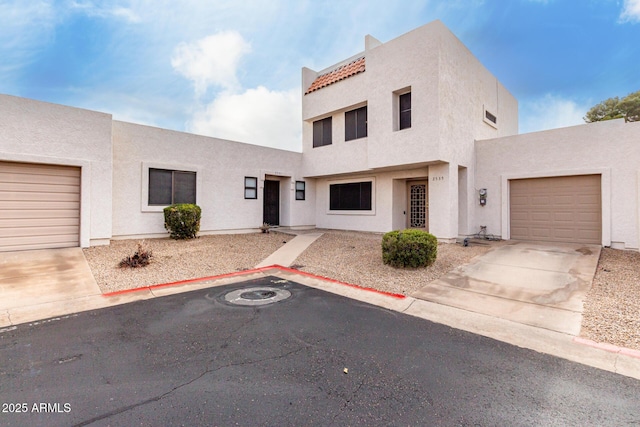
[0,248,101,324]
[412,241,601,335]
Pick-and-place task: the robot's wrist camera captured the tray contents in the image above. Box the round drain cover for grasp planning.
[224,287,291,306]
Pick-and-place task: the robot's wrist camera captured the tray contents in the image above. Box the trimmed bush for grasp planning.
[163,203,202,239]
[381,229,437,268]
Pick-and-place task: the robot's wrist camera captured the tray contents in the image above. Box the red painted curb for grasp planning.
[102,265,406,300]
[263,265,406,299]
[573,337,640,359]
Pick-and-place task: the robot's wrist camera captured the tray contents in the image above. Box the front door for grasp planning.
[263,180,280,226]
[407,180,428,230]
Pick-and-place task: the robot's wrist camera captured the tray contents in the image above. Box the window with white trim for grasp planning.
[148,168,196,205]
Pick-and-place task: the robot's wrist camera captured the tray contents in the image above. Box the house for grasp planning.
[1,20,639,253]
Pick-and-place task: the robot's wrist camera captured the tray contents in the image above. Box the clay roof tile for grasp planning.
[304,57,365,95]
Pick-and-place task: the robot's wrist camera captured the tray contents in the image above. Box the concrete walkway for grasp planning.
[412,241,601,335]
[255,231,323,268]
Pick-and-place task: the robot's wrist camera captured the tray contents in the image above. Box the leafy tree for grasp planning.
[584,90,640,123]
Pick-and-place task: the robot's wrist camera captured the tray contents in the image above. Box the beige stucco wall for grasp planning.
[475,119,640,249]
[300,20,518,240]
[111,121,314,239]
[0,94,113,247]
[314,168,428,232]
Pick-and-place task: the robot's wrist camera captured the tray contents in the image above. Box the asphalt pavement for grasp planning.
[1,276,638,426]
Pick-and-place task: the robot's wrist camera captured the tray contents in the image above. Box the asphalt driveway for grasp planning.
[1,276,638,426]
[413,241,601,335]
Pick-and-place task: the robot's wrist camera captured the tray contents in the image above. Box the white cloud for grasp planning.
[620,0,640,23]
[188,86,302,152]
[171,31,251,95]
[520,94,589,134]
[70,1,140,22]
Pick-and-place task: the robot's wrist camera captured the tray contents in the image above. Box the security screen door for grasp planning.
[263,180,280,226]
[407,180,428,230]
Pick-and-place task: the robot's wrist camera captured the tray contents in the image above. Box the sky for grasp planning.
[1,0,639,152]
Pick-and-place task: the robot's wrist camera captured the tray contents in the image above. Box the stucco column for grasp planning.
[428,162,458,242]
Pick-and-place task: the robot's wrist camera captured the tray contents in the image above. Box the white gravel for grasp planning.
[83,233,291,293]
[83,230,639,351]
[580,248,640,350]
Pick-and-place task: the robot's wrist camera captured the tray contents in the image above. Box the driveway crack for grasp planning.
[73,333,318,427]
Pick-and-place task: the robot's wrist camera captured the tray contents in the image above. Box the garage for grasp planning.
[0,161,80,252]
[510,175,601,244]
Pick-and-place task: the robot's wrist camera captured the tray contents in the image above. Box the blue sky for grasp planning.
[1,0,639,152]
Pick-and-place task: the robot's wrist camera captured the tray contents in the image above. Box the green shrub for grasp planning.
[163,203,202,239]
[381,229,437,268]
[119,242,152,268]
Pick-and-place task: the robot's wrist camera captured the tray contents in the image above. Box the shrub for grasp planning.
[381,229,438,268]
[163,203,202,239]
[119,242,152,268]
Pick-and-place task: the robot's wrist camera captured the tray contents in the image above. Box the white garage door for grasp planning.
[510,175,601,245]
[0,161,80,252]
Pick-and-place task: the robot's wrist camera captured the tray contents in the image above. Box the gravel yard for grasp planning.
[580,248,640,350]
[83,233,291,294]
[83,230,639,351]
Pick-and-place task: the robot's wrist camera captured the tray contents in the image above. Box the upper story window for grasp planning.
[148,168,196,205]
[483,107,498,128]
[399,92,411,130]
[345,106,367,141]
[313,117,332,147]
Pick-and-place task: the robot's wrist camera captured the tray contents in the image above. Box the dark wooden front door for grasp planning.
[263,180,280,226]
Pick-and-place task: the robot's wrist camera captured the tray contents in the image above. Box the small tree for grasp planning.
[584,90,640,123]
[163,203,201,239]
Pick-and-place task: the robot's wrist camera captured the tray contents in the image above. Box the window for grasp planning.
[148,168,196,205]
[399,92,411,130]
[330,181,372,211]
[295,181,306,200]
[484,108,497,128]
[313,117,332,147]
[244,177,258,199]
[345,106,367,141]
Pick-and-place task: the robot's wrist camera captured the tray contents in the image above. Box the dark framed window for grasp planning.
[244,177,258,199]
[345,106,367,141]
[148,168,196,205]
[485,110,497,124]
[295,181,306,200]
[399,92,411,130]
[330,181,372,211]
[313,117,332,147]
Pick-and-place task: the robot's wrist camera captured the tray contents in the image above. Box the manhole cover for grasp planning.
[224,287,291,306]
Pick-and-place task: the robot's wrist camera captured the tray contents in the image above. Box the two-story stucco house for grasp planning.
[1,20,639,253]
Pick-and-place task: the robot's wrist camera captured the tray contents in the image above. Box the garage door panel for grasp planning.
[0,182,80,193]
[0,217,79,228]
[0,172,80,186]
[0,161,80,252]
[0,209,79,219]
[1,225,80,238]
[510,175,601,244]
[2,201,81,210]
[0,191,80,202]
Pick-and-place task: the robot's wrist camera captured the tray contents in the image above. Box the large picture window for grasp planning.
[313,117,332,147]
[330,181,372,211]
[345,106,367,141]
[148,168,196,205]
